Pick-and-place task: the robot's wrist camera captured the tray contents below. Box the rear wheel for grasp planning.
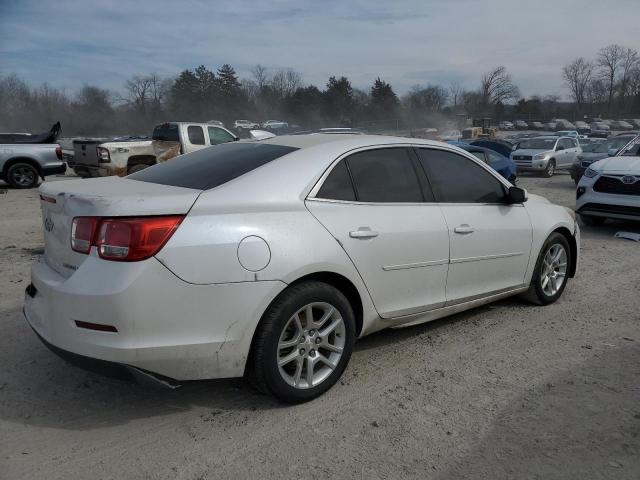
[127,163,151,175]
[248,281,355,403]
[522,232,571,305]
[6,162,39,189]
[542,159,555,178]
[580,214,606,226]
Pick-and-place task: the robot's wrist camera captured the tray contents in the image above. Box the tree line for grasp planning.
[1,44,639,136]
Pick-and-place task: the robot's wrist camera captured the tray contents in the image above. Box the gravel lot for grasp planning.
[1,172,639,480]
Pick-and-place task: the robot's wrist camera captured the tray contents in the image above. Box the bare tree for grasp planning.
[251,64,269,91]
[619,47,639,103]
[562,57,593,109]
[448,82,463,107]
[596,44,624,112]
[480,66,520,105]
[271,68,302,98]
[124,75,153,114]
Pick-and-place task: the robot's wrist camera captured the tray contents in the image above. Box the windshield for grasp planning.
[618,136,640,156]
[518,138,556,150]
[581,142,602,152]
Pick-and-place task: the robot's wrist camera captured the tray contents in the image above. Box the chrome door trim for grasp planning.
[450,251,524,265]
[382,259,449,271]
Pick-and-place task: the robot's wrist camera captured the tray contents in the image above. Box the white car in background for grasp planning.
[262,120,289,130]
[24,134,579,403]
[576,135,640,225]
[234,119,260,130]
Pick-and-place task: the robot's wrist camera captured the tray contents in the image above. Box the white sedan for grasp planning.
[576,136,640,225]
[24,134,579,403]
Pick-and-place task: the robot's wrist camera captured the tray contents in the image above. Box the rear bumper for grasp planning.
[41,163,67,177]
[23,254,285,380]
[71,163,110,178]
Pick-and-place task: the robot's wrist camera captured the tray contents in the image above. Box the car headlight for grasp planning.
[584,167,599,178]
[534,153,548,160]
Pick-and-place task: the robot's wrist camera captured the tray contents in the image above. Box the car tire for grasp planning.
[248,281,355,404]
[127,163,151,175]
[6,162,39,189]
[543,160,555,178]
[521,232,571,306]
[580,214,605,226]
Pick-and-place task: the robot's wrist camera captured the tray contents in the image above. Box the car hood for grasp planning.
[590,155,640,174]
[512,149,552,157]
[578,152,608,161]
[526,193,552,204]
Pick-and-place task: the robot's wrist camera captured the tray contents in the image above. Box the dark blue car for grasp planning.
[447,141,517,183]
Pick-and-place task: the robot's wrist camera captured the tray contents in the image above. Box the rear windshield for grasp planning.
[128,142,298,190]
[152,123,180,142]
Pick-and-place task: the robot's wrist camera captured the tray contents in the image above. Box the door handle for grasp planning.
[349,227,379,239]
[454,224,474,234]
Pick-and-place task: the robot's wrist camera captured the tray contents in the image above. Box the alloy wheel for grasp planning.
[277,302,345,389]
[12,166,36,187]
[540,243,568,296]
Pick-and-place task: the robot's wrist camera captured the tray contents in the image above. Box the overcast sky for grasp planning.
[1,0,639,99]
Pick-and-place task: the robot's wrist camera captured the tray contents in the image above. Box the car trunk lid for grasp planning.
[38,177,201,278]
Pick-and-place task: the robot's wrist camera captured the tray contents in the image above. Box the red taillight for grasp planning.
[55,144,63,160]
[96,146,111,163]
[70,216,183,261]
[71,217,98,254]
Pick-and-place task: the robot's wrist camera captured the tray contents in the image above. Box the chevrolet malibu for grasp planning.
[24,135,580,403]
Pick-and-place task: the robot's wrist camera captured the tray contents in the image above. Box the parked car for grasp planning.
[262,120,289,130]
[511,136,581,177]
[589,122,610,138]
[499,121,514,130]
[529,121,545,130]
[574,121,591,134]
[542,122,557,131]
[554,120,576,130]
[234,119,260,130]
[71,136,155,177]
[449,142,517,182]
[469,139,515,158]
[624,119,640,129]
[570,134,637,184]
[0,143,65,188]
[576,144,640,225]
[207,120,225,127]
[514,120,529,130]
[439,130,461,141]
[152,122,238,165]
[25,134,579,403]
[609,120,634,131]
[556,130,582,139]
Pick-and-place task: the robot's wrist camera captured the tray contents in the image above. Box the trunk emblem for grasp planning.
[44,216,54,232]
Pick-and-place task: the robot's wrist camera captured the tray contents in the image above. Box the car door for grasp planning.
[305,147,450,318]
[415,147,532,305]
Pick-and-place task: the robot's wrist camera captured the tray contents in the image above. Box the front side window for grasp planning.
[208,127,235,145]
[345,148,423,203]
[416,148,506,203]
[187,126,205,145]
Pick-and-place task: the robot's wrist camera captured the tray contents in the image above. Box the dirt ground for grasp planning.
[0,172,639,480]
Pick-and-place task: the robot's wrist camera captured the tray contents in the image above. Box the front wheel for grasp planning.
[522,232,571,305]
[543,160,556,178]
[248,281,355,403]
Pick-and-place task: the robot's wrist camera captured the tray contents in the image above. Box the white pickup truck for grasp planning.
[70,122,239,177]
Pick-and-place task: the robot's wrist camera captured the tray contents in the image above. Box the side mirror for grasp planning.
[507,186,527,204]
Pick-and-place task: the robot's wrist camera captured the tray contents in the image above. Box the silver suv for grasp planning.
[510,136,581,177]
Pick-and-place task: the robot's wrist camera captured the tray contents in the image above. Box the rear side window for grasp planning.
[317,161,356,201]
[152,123,179,142]
[345,148,423,203]
[188,126,205,145]
[417,148,506,203]
[128,143,298,190]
